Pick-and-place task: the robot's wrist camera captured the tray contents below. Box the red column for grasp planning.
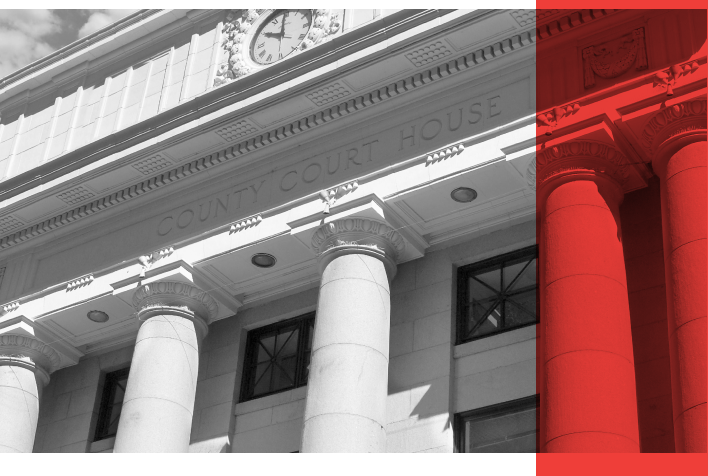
[654,139,707,453]
[537,141,640,453]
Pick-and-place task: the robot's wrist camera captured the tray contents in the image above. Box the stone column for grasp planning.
[537,141,640,453]
[301,217,404,452]
[0,334,60,453]
[643,99,707,453]
[113,281,218,453]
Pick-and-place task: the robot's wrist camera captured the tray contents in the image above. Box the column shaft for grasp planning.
[113,310,200,453]
[0,362,41,453]
[542,179,640,452]
[301,253,391,452]
[657,141,707,453]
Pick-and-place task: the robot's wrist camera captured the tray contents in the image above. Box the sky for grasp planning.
[0,9,139,78]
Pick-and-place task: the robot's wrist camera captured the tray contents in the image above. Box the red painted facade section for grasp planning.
[535,7,707,458]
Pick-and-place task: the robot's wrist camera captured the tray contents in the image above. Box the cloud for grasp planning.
[78,10,138,38]
[0,10,62,78]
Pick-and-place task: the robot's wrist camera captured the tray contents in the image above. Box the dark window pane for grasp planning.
[458,246,538,344]
[94,367,130,441]
[241,313,315,402]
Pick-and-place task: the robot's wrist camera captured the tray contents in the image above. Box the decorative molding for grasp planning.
[132,281,219,322]
[214,119,259,142]
[310,217,405,260]
[1,300,19,315]
[306,82,352,107]
[526,157,536,191]
[138,246,174,277]
[0,26,537,251]
[535,140,630,189]
[131,154,174,175]
[640,98,707,154]
[0,215,25,235]
[404,40,454,68]
[56,185,95,205]
[583,28,647,89]
[425,142,465,166]
[652,61,701,97]
[66,273,94,291]
[536,102,581,136]
[319,180,358,214]
[0,334,61,373]
[511,10,542,27]
[0,267,5,290]
[214,9,341,87]
[229,214,262,233]
[536,9,617,42]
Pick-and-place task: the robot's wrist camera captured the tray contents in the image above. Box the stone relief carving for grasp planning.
[652,61,701,97]
[138,246,174,277]
[425,143,465,166]
[214,9,341,88]
[526,157,536,191]
[132,281,219,321]
[536,102,581,136]
[583,28,648,88]
[1,300,19,315]
[319,180,358,214]
[67,274,94,291]
[310,217,405,260]
[229,214,262,233]
[535,140,630,188]
[0,334,61,372]
[641,98,707,154]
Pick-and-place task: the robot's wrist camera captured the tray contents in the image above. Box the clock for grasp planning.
[251,10,313,65]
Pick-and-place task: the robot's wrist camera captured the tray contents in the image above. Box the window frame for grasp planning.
[454,394,539,453]
[456,245,538,345]
[93,367,130,442]
[239,312,316,403]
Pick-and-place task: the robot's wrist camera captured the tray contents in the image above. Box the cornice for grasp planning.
[0,20,536,252]
[535,9,620,42]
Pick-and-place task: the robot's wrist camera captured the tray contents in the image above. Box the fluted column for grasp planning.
[643,99,707,452]
[537,141,640,452]
[113,281,218,453]
[301,217,404,452]
[0,334,60,453]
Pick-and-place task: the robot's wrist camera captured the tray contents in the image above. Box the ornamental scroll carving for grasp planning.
[535,140,630,188]
[214,9,341,87]
[310,218,405,260]
[641,99,707,154]
[132,281,219,322]
[583,28,648,88]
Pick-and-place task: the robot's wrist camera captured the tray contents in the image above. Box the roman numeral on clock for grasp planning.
[299,33,305,40]
[257,42,264,49]
[267,54,272,62]
[278,53,283,59]
[259,50,266,58]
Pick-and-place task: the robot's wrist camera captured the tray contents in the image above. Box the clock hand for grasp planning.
[278,12,287,53]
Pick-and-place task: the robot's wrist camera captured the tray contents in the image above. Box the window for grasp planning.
[457,245,537,344]
[455,395,539,453]
[94,367,130,441]
[240,313,315,402]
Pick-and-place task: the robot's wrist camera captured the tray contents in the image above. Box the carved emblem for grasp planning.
[536,103,581,136]
[583,28,648,88]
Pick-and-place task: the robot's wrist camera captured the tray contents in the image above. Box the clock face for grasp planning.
[251,10,312,65]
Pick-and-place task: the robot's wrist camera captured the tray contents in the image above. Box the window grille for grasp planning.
[94,367,130,441]
[457,245,538,344]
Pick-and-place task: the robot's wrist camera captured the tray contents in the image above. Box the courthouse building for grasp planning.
[0,9,704,453]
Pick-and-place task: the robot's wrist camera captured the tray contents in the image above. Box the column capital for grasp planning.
[0,334,60,386]
[535,140,630,203]
[132,281,218,336]
[310,217,405,279]
[641,98,707,175]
